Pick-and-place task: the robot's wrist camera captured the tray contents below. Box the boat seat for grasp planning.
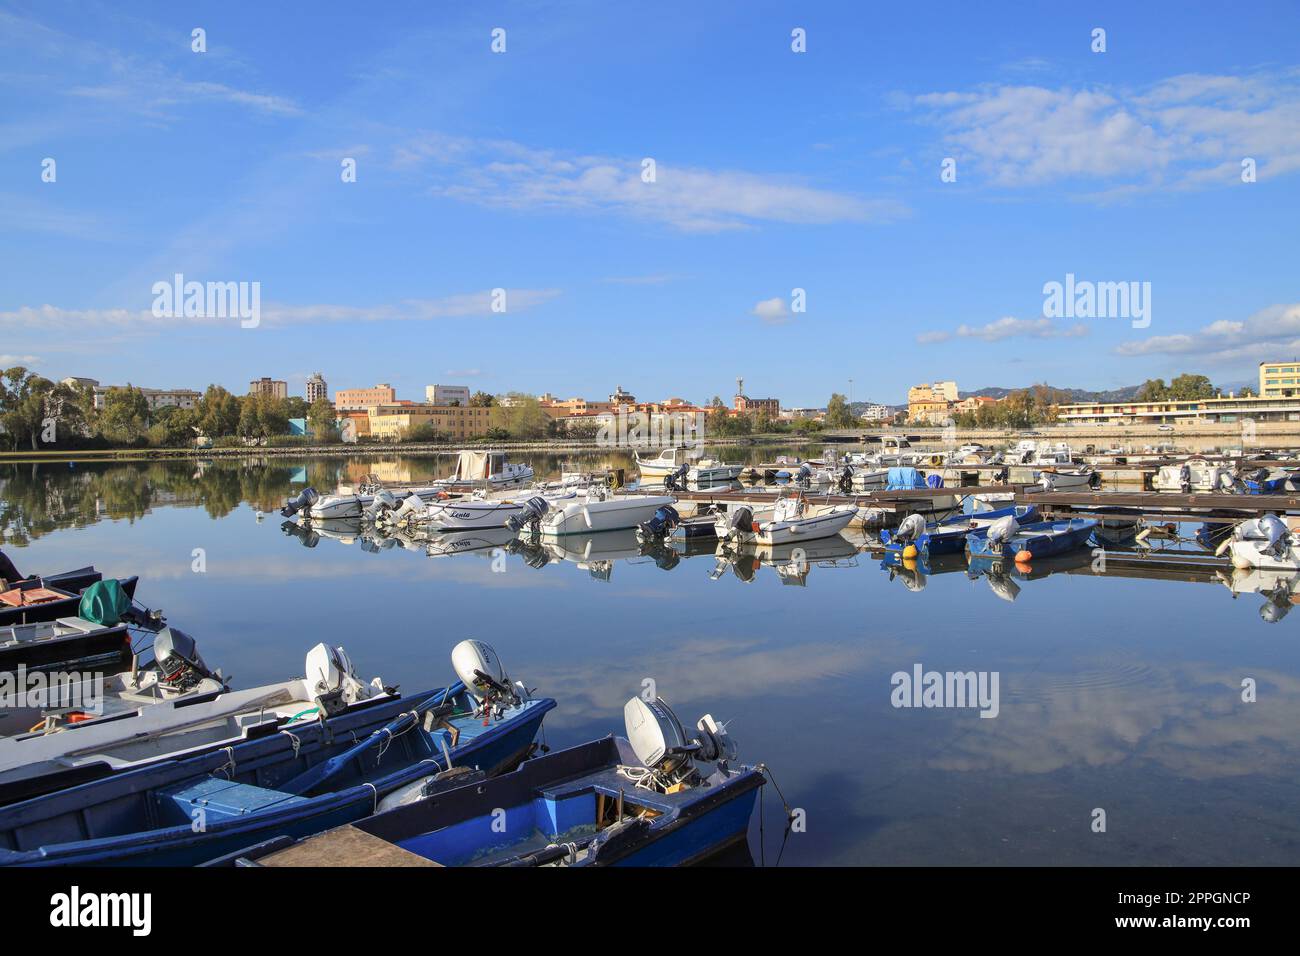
[258,825,442,867]
[538,767,693,812]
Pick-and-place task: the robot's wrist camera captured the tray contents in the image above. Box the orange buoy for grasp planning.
[1014,550,1033,563]
[902,545,918,559]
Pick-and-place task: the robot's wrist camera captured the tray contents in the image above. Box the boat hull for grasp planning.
[0,573,138,629]
[967,519,1099,562]
[540,496,677,536]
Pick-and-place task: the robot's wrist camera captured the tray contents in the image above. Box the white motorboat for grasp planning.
[1028,466,1100,491]
[851,468,890,491]
[1153,457,1234,492]
[402,487,580,532]
[433,450,534,489]
[0,638,391,786]
[1224,514,1300,572]
[714,495,858,546]
[635,447,743,483]
[290,482,445,520]
[537,490,677,537]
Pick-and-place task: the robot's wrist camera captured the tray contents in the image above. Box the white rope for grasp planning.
[363,782,378,813]
[216,746,236,779]
[280,729,302,759]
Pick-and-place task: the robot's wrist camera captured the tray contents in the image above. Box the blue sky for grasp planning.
[2,0,1298,406]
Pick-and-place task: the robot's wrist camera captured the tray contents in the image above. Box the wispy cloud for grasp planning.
[909,69,1300,193]
[918,317,1088,344]
[0,289,561,330]
[391,132,906,232]
[0,354,41,366]
[1116,303,1300,364]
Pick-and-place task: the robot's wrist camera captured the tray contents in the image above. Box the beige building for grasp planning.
[367,403,503,441]
[335,383,397,411]
[69,379,202,412]
[1259,361,1300,398]
[305,373,328,403]
[908,381,959,423]
[249,377,288,400]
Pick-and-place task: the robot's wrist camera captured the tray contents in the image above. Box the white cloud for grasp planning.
[910,70,1300,192]
[0,354,40,365]
[1116,303,1300,364]
[919,317,1088,343]
[751,297,792,325]
[393,133,906,232]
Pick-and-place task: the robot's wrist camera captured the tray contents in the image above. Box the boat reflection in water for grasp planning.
[1220,566,1300,623]
[711,535,859,586]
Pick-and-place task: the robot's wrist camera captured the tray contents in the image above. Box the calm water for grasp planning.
[3,451,1300,866]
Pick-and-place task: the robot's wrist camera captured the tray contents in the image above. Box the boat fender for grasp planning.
[902,545,918,559]
[1014,550,1033,563]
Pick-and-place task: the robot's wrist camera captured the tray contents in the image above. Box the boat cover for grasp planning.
[886,467,927,490]
[78,579,130,626]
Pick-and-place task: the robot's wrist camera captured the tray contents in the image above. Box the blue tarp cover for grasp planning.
[886,467,927,490]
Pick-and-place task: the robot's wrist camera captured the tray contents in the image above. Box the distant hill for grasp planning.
[963,380,1254,402]
[963,385,1143,403]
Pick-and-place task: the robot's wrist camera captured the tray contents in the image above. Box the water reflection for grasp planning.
[4,455,1300,865]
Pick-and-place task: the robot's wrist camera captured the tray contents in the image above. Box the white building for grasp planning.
[425,384,471,406]
[306,372,328,403]
[861,403,892,421]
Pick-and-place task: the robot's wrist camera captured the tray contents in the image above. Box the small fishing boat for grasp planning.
[393,486,581,533]
[1153,457,1234,493]
[206,695,762,869]
[635,447,743,483]
[0,640,392,803]
[850,468,890,491]
[0,567,140,628]
[432,450,535,489]
[966,516,1099,563]
[1224,514,1300,572]
[0,641,554,867]
[284,482,446,521]
[715,495,857,546]
[881,505,1040,557]
[1027,466,1100,491]
[537,490,677,537]
[714,535,858,586]
[0,617,133,674]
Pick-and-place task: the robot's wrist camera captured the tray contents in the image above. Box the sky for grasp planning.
[2,0,1299,407]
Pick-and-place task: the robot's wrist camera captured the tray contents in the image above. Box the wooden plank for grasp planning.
[258,824,442,867]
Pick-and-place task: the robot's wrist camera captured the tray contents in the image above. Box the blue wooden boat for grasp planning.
[966,518,1099,562]
[882,505,1039,556]
[0,666,555,867]
[207,697,764,868]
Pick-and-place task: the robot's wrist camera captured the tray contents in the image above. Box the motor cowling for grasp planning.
[388,493,426,524]
[280,487,319,518]
[451,639,525,714]
[365,489,398,518]
[987,515,1020,547]
[663,463,689,492]
[638,505,681,539]
[505,496,550,532]
[895,513,927,544]
[305,643,380,715]
[154,626,217,691]
[729,506,754,534]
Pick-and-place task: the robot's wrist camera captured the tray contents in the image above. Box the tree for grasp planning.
[1136,378,1169,402]
[149,405,199,447]
[98,386,151,445]
[196,385,241,438]
[498,393,549,439]
[307,399,338,440]
[1240,386,1257,397]
[825,393,856,428]
[0,368,85,449]
[1167,373,1217,401]
[469,391,496,408]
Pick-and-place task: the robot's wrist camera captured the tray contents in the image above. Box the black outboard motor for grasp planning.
[637,505,681,539]
[729,506,754,533]
[153,626,218,692]
[663,463,689,492]
[837,465,854,494]
[506,496,551,533]
[1179,463,1191,494]
[280,519,319,548]
[796,463,812,487]
[281,487,320,518]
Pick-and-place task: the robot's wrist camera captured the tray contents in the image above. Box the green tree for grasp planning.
[306,398,338,440]
[825,393,856,428]
[469,391,496,407]
[196,385,241,438]
[1167,373,1217,400]
[0,368,86,450]
[99,386,151,445]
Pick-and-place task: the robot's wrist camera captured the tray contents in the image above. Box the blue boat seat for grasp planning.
[157,776,308,827]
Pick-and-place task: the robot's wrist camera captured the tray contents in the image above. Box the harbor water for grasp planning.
[3,451,1299,866]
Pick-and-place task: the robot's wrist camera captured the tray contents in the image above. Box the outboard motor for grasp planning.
[388,492,426,524]
[365,489,398,519]
[451,639,529,717]
[623,696,737,792]
[1179,462,1192,493]
[796,463,813,487]
[986,515,1020,548]
[894,513,927,544]
[728,506,754,535]
[505,496,551,532]
[663,463,690,492]
[1037,472,1057,491]
[838,465,854,494]
[280,487,319,518]
[305,643,383,716]
[153,626,219,692]
[637,505,681,540]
